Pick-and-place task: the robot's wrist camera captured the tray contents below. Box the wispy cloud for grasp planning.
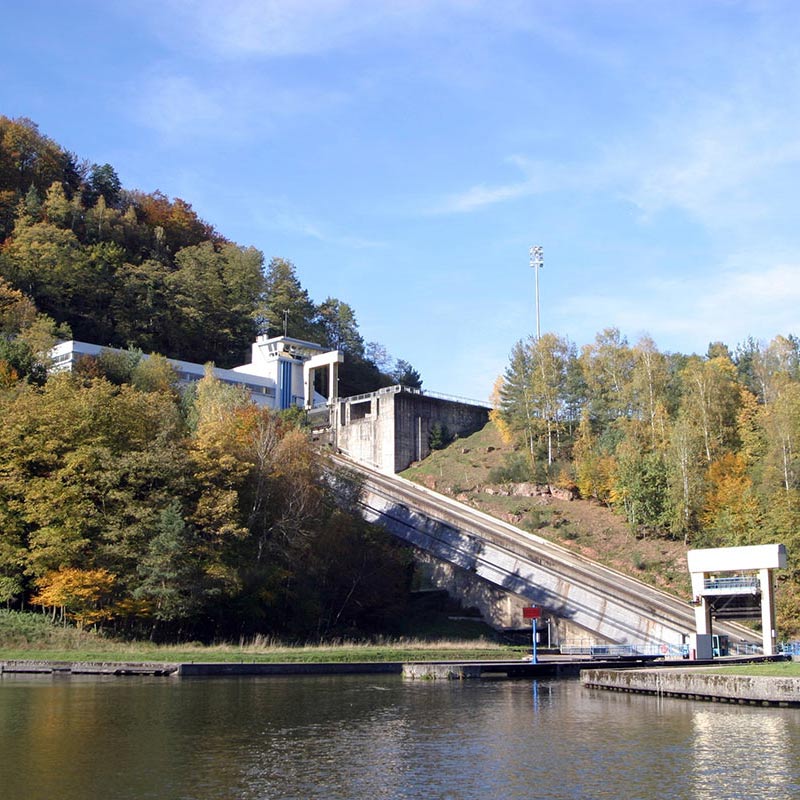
[253,204,386,250]
[151,0,616,63]
[154,0,459,58]
[558,258,800,353]
[130,67,349,141]
[434,180,532,214]
[620,95,800,229]
[133,74,228,141]
[429,155,607,215]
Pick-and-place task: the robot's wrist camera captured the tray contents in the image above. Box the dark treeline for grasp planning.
[497,329,800,632]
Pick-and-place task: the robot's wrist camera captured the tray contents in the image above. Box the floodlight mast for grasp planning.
[529,245,544,339]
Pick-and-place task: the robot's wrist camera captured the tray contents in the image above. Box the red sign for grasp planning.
[522,607,541,619]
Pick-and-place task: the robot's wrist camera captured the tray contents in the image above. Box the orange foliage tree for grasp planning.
[31,567,117,628]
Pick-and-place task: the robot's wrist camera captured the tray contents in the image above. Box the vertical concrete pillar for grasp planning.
[760,567,777,655]
[329,361,338,402]
[303,367,312,408]
[690,571,712,635]
[695,599,712,636]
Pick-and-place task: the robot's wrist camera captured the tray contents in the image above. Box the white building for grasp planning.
[49,335,343,411]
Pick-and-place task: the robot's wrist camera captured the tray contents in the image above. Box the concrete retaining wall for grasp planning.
[412,550,590,639]
[582,667,800,706]
[176,662,402,677]
[0,660,178,675]
[335,388,488,474]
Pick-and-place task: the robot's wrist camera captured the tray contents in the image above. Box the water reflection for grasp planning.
[690,708,800,799]
[1,675,799,800]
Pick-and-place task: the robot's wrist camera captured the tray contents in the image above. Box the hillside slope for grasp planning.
[401,422,692,600]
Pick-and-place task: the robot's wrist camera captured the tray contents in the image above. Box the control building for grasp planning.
[49,334,344,411]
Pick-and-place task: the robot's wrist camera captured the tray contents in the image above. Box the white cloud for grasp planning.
[130,68,349,141]
[157,0,465,58]
[558,260,800,354]
[251,203,386,250]
[620,99,800,228]
[135,74,227,140]
[434,180,532,214]
[150,0,612,63]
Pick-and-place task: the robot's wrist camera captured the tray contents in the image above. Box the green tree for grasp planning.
[393,359,423,389]
[613,423,672,533]
[499,333,574,470]
[678,355,741,464]
[113,258,172,353]
[1,221,83,319]
[261,257,321,342]
[318,297,364,355]
[579,328,635,424]
[530,333,574,466]
[134,501,200,628]
[85,163,122,209]
[167,241,264,366]
[665,411,706,542]
[630,335,669,449]
[499,339,537,461]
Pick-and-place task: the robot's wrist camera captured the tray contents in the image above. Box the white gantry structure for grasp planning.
[50,334,343,412]
[687,543,787,656]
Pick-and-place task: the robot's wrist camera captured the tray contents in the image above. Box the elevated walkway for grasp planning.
[331,455,757,649]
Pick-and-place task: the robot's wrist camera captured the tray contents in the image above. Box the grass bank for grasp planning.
[0,611,526,664]
[702,660,800,677]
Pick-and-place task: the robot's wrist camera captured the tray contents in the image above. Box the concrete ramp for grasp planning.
[331,456,756,648]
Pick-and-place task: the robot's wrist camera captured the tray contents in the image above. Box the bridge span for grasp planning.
[331,455,756,649]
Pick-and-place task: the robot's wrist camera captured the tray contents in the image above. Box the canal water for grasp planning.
[1,674,799,800]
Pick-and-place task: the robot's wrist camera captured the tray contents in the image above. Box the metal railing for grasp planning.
[729,641,762,655]
[561,639,764,658]
[560,642,688,659]
[340,384,489,409]
[703,576,759,591]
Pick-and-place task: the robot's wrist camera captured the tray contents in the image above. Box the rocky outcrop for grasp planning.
[486,482,578,501]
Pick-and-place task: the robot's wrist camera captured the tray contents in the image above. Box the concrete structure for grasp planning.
[334,455,758,648]
[334,385,489,474]
[582,666,800,706]
[50,335,343,411]
[688,544,787,656]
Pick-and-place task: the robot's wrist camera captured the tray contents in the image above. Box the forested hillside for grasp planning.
[2,115,799,640]
[496,330,800,629]
[0,115,422,395]
[0,116,416,640]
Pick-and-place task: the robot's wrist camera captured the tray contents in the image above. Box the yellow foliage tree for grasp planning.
[489,375,514,445]
[30,567,117,628]
[701,453,761,546]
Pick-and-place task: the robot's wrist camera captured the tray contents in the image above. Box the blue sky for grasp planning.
[4,1,800,401]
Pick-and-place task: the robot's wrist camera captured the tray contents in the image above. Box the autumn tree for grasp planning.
[579,328,635,425]
[678,355,741,464]
[700,453,762,547]
[31,567,117,627]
